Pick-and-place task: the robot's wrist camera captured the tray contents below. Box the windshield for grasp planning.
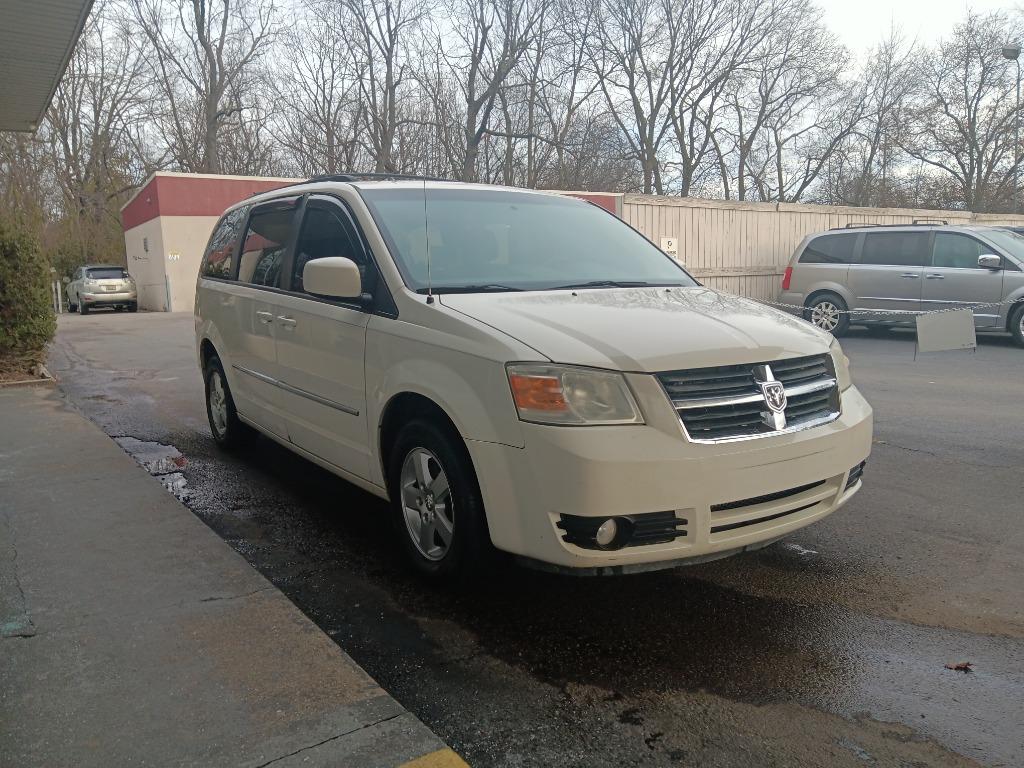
[87,267,128,280]
[982,229,1024,265]
[359,187,696,292]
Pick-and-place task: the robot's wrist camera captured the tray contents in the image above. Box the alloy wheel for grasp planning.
[811,301,840,332]
[208,371,229,438]
[400,447,454,561]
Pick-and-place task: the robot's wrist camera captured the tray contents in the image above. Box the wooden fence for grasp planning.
[622,195,1024,301]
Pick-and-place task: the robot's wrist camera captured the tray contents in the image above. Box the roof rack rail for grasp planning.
[244,171,453,199]
[305,172,450,183]
[835,220,949,230]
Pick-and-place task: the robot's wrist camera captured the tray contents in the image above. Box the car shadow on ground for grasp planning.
[176,424,869,711]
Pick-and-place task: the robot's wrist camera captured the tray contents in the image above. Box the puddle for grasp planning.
[113,437,191,501]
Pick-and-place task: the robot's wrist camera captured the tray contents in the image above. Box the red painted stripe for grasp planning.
[121,175,296,230]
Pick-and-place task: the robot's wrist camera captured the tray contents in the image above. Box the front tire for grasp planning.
[805,292,849,336]
[1010,303,1024,348]
[204,355,248,448]
[388,419,489,577]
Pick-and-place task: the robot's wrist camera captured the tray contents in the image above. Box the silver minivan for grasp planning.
[779,224,1024,346]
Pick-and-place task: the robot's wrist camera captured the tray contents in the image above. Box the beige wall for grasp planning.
[124,218,167,311]
[124,215,219,311]
[159,215,220,312]
[623,195,1024,301]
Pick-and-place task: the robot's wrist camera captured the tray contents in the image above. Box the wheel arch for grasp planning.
[804,286,851,309]
[378,392,467,486]
[1004,291,1024,332]
[199,337,218,370]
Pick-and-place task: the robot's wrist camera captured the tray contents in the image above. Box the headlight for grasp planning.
[506,363,644,425]
[829,339,852,391]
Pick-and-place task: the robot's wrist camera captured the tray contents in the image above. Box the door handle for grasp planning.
[255,310,274,324]
[925,273,945,279]
[900,273,920,279]
[277,315,297,329]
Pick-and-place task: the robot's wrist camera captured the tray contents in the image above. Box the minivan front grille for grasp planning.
[657,354,840,442]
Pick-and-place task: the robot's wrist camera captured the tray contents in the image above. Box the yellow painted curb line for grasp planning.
[398,747,470,767]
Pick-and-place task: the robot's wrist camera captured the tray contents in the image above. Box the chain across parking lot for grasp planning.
[758,296,1024,317]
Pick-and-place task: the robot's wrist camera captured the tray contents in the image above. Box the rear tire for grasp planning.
[387,419,490,577]
[1010,304,1024,348]
[805,292,849,337]
[78,302,89,315]
[128,303,138,313]
[204,355,248,449]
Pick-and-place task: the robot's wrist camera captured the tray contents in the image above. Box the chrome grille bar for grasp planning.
[657,354,841,443]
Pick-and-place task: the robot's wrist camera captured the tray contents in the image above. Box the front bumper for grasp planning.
[467,380,872,571]
[81,291,137,307]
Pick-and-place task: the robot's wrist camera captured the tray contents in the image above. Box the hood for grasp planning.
[439,286,831,372]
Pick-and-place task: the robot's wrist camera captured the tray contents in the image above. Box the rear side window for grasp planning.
[201,205,250,279]
[238,207,295,287]
[860,232,929,267]
[800,234,856,264]
[932,233,986,269]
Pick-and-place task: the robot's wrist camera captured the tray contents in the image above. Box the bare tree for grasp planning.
[46,2,152,265]
[589,0,676,194]
[131,0,277,173]
[272,6,365,175]
[333,0,430,172]
[827,29,919,206]
[434,0,547,181]
[713,0,859,202]
[901,11,1024,211]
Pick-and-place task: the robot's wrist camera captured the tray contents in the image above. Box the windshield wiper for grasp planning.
[421,284,524,294]
[548,280,680,290]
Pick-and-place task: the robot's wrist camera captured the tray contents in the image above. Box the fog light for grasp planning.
[595,518,618,547]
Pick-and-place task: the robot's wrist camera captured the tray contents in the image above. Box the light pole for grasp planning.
[1002,44,1021,211]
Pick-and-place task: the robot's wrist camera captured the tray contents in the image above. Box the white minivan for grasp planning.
[195,177,872,575]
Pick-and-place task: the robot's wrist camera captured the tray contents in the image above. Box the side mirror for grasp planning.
[61,276,70,284]
[978,254,1002,270]
[303,257,362,299]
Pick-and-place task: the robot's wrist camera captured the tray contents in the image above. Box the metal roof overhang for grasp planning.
[0,0,95,132]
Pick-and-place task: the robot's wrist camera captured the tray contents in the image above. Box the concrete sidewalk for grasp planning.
[0,385,464,768]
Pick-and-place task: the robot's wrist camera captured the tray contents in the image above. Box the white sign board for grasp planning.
[916,309,976,353]
[661,237,678,257]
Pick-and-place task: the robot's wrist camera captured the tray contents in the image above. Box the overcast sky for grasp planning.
[818,0,1013,56]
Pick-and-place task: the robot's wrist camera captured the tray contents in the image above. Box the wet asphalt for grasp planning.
[48,312,1023,768]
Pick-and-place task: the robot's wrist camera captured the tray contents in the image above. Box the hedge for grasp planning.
[0,218,56,364]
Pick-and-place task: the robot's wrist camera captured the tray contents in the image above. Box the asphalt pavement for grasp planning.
[47,311,1024,767]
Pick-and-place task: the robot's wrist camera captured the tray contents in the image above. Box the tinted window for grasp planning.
[360,188,696,292]
[87,267,128,279]
[238,207,294,287]
[800,234,856,264]
[932,233,988,269]
[860,232,929,267]
[201,205,250,279]
[292,205,372,294]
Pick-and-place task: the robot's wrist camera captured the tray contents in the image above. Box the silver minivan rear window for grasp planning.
[800,234,856,264]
